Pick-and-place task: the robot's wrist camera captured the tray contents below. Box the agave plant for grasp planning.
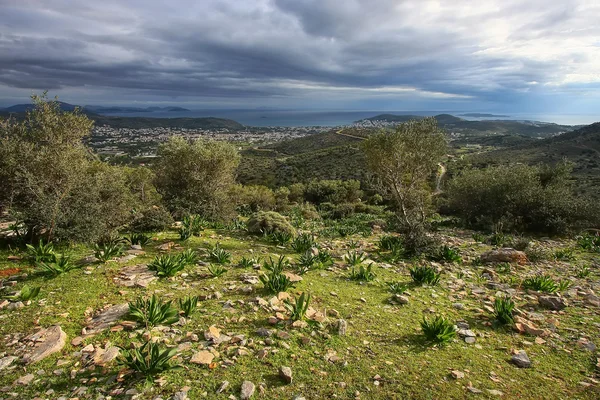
[344,250,367,266]
[314,250,333,267]
[290,233,316,253]
[387,281,408,295]
[178,295,199,317]
[295,251,317,275]
[378,235,403,251]
[349,263,376,282]
[94,241,124,263]
[430,245,462,264]
[36,254,77,277]
[420,315,456,344]
[238,256,259,269]
[125,232,152,246]
[4,285,41,302]
[178,249,197,265]
[26,240,56,263]
[207,264,227,278]
[148,254,186,277]
[409,265,440,286]
[522,274,559,293]
[553,248,576,261]
[263,255,290,274]
[577,265,591,278]
[179,215,204,240]
[118,341,181,383]
[127,295,180,328]
[259,271,294,293]
[493,296,515,325]
[208,243,231,264]
[284,292,311,321]
[268,231,293,246]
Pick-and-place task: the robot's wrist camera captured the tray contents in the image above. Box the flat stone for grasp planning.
[481,248,527,265]
[511,350,531,368]
[191,350,214,365]
[0,356,17,371]
[113,264,157,288]
[279,366,293,384]
[84,304,129,336]
[240,380,256,399]
[283,272,303,283]
[93,346,120,366]
[451,370,464,379]
[337,319,348,336]
[15,373,35,386]
[538,296,567,311]
[22,326,67,364]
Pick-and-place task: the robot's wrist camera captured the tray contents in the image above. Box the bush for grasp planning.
[129,206,173,233]
[247,211,295,236]
[118,341,180,383]
[147,254,186,277]
[493,296,515,325]
[349,263,376,282]
[127,295,179,328]
[409,265,440,285]
[232,184,276,214]
[290,233,316,253]
[420,316,456,344]
[446,162,596,234]
[304,179,362,205]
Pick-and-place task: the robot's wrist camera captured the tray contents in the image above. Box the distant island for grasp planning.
[459,113,509,118]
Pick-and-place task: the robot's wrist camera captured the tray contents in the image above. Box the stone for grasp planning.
[71,336,84,346]
[217,381,230,394]
[8,301,24,310]
[337,319,348,336]
[513,316,549,337]
[157,241,175,251]
[15,373,35,385]
[84,304,129,337]
[0,356,17,371]
[256,328,273,337]
[22,325,67,364]
[511,350,531,368]
[113,264,157,288]
[538,296,567,311]
[93,346,120,366]
[480,248,527,265]
[205,325,221,341]
[283,272,303,283]
[393,294,409,305]
[451,370,464,379]
[191,350,215,365]
[279,366,293,384]
[240,380,256,399]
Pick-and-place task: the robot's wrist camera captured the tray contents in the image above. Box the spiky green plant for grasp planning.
[576,232,600,252]
[296,251,317,275]
[409,265,441,286]
[207,264,227,278]
[26,240,56,263]
[576,265,591,278]
[387,281,408,295]
[178,249,197,265]
[522,274,559,293]
[553,248,576,261]
[493,296,515,325]
[471,232,486,243]
[290,233,316,253]
[344,250,367,266]
[179,215,204,240]
[284,292,311,321]
[118,341,181,383]
[148,254,186,277]
[125,232,152,246]
[314,250,333,267]
[495,262,511,274]
[488,232,510,247]
[268,231,293,246]
[94,242,124,263]
[259,270,294,293]
[430,245,462,264]
[263,255,290,274]
[178,295,199,317]
[420,315,456,344]
[557,279,572,292]
[238,256,259,268]
[36,254,77,277]
[349,263,376,282]
[4,285,41,302]
[208,243,231,264]
[127,295,179,328]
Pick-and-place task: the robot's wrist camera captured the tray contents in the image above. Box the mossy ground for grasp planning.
[1,226,599,399]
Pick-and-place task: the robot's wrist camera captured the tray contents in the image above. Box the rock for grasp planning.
[205,325,221,341]
[337,319,348,336]
[71,336,84,346]
[113,264,157,288]
[292,320,308,329]
[256,328,273,337]
[511,350,531,368]
[240,380,256,399]
[283,272,303,283]
[279,366,293,384]
[217,381,230,394]
[15,373,35,385]
[8,301,25,310]
[0,356,17,371]
[480,248,527,265]
[22,325,67,364]
[84,304,129,336]
[157,242,175,251]
[538,296,567,311]
[93,346,120,366]
[576,338,596,352]
[191,350,215,365]
[451,370,464,379]
[393,294,409,305]
[513,316,549,337]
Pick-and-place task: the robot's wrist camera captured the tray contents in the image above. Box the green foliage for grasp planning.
[126,232,152,246]
[118,341,181,383]
[495,262,512,274]
[4,285,41,302]
[296,251,317,275]
[178,296,199,317]
[304,179,362,205]
[268,230,293,245]
[429,245,462,264]
[284,292,311,321]
[263,255,290,274]
[232,184,276,214]
[290,233,316,253]
[378,235,403,251]
[349,263,376,282]
[246,211,295,236]
[420,315,456,344]
[488,232,511,247]
[493,296,515,325]
[26,240,56,263]
[409,265,440,286]
[523,275,561,293]
[207,264,227,277]
[179,249,197,265]
[127,295,179,328]
[576,265,591,278]
[208,243,231,264]
[36,254,77,277]
[344,250,367,266]
[154,136,240,220]
[147,254,186,277]
[525,246,549,262]
[238,256,259,269]
[576,232,600,252]
[387,281,408,295]
[471,232,486,243]
[553,248,576,261]
[94,241,124,263]
[129,206,173,233]
[446,162,592,234]
[179,214,204,241]
[259,270,294,293]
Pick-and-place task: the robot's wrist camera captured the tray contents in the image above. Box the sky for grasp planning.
[0,0,599,113]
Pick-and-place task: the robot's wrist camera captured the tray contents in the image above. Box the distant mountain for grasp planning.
[85,105,190,113]
[2,101,82,113]
[92,115,243,130]
[459,113,510,118]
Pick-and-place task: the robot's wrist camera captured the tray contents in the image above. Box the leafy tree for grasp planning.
[154,137,240,220]
[0,94,135,242]
[362,118,447,238]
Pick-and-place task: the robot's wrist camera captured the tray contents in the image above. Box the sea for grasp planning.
[97,109,599,127]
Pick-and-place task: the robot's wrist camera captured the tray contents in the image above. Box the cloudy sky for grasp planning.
[0,0,599,113]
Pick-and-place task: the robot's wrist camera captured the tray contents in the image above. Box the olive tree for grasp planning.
[154,137,240,220]
[362,118,446,250]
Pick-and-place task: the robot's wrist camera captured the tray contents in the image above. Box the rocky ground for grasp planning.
[0,226,599,399]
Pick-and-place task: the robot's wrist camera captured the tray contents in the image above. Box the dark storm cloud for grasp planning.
[0,0,598,109]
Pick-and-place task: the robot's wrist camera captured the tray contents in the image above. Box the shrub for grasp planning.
[553,248,576,261]
[493,296,515,325]
[26,240,56,263]
[207,264,227,277]
[349,263,376,282]
[446,162,596,234]
[268,231,293,245]
[291,233,316,253]
[127,295,179,328]
[387,281,408,294]
[178,295,199,317]
[94,242,124,263]
[238,256,259,269]
[378,235,403,252]
[259,271,294,293]
[344,250,367,266]
[577,265,591,278]
[420,315,456,344]
[208,243,231,264]
[522,275,560,293]
[179,249,197,265]
[429,245,462,264]
[36,254,77,276]
[126,232,152,246]
[296,251,317,275]
[148,254,186,277]
[304,179,362,205]
[409,265,440,285]
[247,211,295,236]
[577,232,600,252]
[263,255,290,274]
[284,292,311,321]
[118,341,180,383]
[232,184,276,214]
[179,214,204,240]
[129,206,173,233]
